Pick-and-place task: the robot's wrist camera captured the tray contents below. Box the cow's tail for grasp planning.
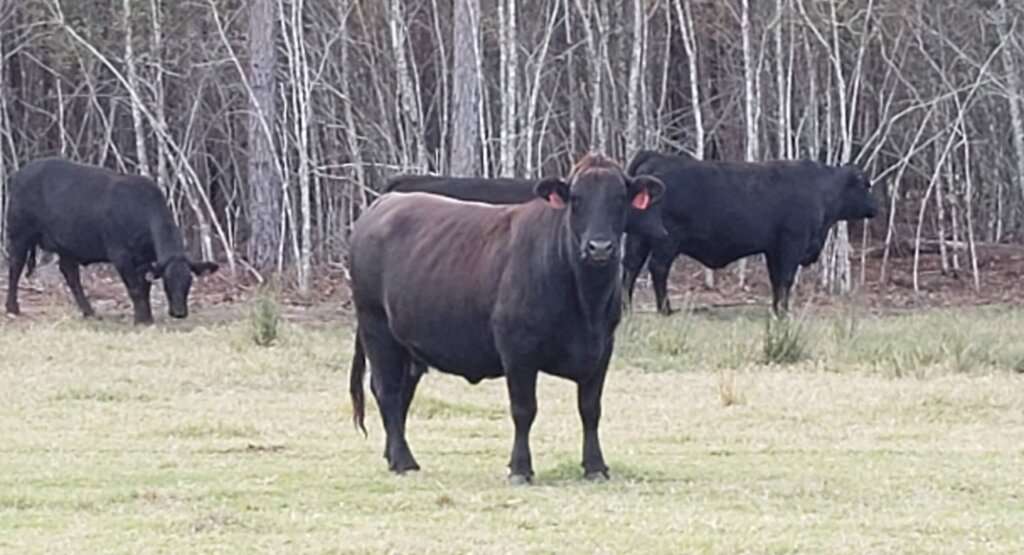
[626,149,657,176]
[350,326,368,437]
[23,244,37,279]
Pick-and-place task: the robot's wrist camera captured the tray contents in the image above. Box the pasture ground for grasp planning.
[1,281,1022,554]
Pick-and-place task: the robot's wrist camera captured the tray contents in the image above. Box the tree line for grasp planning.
[0,0,1021,296]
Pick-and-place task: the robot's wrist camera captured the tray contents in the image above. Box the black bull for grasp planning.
[349,155,665,482]
[622,150,880,315]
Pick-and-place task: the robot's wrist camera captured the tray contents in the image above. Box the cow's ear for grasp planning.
[534,177,570,209]
[627,176,665,211]
[189,261,220,277]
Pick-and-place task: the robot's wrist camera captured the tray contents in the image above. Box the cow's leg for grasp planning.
[766,242,803,317]
[361,314,420,473]
[5,237,32,315]
[57,256,95,318]
[577,367,610,481]
[399,361,425,423]
[505,369,539,484]
[648,242,677,316]
[621,234,651,310]
[112,258,153,324]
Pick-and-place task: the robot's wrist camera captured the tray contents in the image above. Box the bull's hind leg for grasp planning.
[360,315,420,473]
[648,242,677,316]
[766,241,803,316]
[5,235,35,315]
[57,256,95,318]
[621,234,652,310]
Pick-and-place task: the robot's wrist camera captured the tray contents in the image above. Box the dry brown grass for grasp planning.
[1,300,1022,553]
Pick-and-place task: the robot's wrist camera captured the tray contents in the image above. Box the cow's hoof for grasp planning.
[389,458,420,474]
[508,473,532,486]
[584,470,610,482]
[5,305,20,316]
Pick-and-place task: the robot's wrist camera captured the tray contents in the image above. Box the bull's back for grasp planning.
[387,175,536,205]
[8,158,165,262]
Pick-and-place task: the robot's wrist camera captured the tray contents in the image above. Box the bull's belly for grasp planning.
[393,324,506,384]
[39,232,109,265]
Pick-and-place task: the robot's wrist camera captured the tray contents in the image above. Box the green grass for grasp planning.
[1,304,1023,553]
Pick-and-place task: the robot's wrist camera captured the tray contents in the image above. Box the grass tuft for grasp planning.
[717,369,746,407]
[249,292,281,347]
[762,315,809,365]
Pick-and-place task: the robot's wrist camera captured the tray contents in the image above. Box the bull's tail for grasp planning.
[350,326,368,437]
[23,244,37,279]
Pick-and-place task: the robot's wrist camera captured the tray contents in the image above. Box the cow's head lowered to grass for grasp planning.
[144,256,219,319]
[535,154,665,267]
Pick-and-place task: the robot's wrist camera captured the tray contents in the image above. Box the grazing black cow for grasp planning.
[386,174,669,241]
[623,150,879,315]
[349,154,665,483]
[5,158,220,324]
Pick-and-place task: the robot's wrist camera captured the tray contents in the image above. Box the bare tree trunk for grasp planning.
[149,0,170,194]
[122,0,150,176]
[247,0,282,270]
[576,0,607,152]
[280,0,313,294]
[523,4,559,175]
[739,0,758,289]
[625,0,645,156]
[998,0,1024,204]
[498,0,517,176]
[450,0,481,176]
[389,0,427,170]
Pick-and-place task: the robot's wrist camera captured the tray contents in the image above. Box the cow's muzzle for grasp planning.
[583,239,616,265]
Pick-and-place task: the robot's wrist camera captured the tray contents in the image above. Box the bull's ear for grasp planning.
[189,261,220,277]
[534,177,570,209]
[627,176,665,211]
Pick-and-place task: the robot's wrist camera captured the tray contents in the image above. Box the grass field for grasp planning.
[1,301,1023,554]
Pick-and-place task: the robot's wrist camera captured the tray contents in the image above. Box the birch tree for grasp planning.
[450,0,481,176]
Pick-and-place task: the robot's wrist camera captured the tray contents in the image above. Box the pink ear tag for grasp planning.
[632,190,650,210]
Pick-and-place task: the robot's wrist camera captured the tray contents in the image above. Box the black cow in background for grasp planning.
[349,154,665,483]
[386,174,669,241]
[6,158,220,324]
[623,150,879,315]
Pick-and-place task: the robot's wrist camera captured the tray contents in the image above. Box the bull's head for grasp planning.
[535,154,665,266]
[838,164,879,221]
[143,256,219,318]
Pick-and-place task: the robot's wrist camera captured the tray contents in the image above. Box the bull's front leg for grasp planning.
[577,369,609,481]
[505,369,539,485]
[113,258,154,325]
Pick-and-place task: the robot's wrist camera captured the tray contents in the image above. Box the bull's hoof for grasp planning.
[508,473,532,486]
[390,464,420,475]
[584,470,610,482]
[5,304,20,316]
[389,456,420,474]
